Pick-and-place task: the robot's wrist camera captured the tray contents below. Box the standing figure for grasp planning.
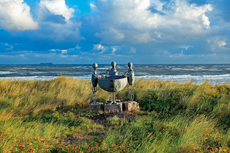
[127,62,134,86]
[127,62,135,101]
[106,61,119,76]
[91,63,98,104]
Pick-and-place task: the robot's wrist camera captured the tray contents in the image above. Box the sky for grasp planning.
[0,0,230,64]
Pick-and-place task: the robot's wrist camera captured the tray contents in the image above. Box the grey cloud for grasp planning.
[37,5,66,24]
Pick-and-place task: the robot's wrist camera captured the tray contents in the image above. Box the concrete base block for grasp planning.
[123,101,139,111]
[104,102,122,112]
[89,102,103,111]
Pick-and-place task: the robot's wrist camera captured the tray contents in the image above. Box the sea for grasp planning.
[1,64,230,85]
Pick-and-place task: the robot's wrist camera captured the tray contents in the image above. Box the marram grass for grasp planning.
[0,77,230,152]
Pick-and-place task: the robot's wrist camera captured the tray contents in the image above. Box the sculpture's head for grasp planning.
[128,62,133,69]
[92,63,98,70]
[111,61,116,68]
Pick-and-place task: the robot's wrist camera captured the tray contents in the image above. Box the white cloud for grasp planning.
[31,20,83,43]
[5,43,13,50]
[90,3,97,9]
[150,0,165,11]
[29,0,83,43]
[34,53,55,58]
[60,55,68,58]
[50,49,56,52]
[173,3,212,29]
[93,44,108,53]
[207,37,228,51]
[112,47,116,54]
[94,44,104,50]
[49,49,67,54]
[218,41,227,47]
[0,0,38,31]
[201,14,211,29]
[180,45,193,50]
[130,47,136,54]
[91,0,213,44]
[40,0,74,20]
[154,50,219,60]
[95,28,125,44]
[61,50,67,54]
[71,55,78,58]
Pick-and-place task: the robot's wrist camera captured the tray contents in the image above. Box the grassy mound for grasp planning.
[0,78,230,152]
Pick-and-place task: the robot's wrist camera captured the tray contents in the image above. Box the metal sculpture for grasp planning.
[91,61,135,104]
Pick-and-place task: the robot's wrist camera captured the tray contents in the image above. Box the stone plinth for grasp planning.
[123,101,139,111]
[104,102,122,112]
[89,102,103,111]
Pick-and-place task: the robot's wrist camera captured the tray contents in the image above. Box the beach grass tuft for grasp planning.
[0,78,230,152]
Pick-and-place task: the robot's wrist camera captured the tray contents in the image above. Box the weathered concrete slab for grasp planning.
[104,102,122,112]
[89,102,103,111]
[123,101,139,111]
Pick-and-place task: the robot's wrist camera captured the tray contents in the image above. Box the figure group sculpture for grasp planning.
[91,61,135,109]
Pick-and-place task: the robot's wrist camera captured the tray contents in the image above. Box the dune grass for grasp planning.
[0,77,230,152]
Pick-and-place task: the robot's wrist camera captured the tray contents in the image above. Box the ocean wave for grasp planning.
[1,74,230,85]
[0,76,57,80]
[135,74,230,85]
[97,68,109,70]
[136,74,230,80]
[0,75,92,81]
[74,66,90,70]
[0,71,14,75]
[171,68,222,71]
[116,65,126,69]
[21,68,36,70]
[30,72,47,74]
[135,72,150,75]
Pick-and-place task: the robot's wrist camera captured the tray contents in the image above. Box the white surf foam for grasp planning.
[21,68,36,70]
[0,76,57,81]
[171,68,222,71]
[97,68,109,70]
[0,75,92,81]
[0,71,14,75]
[135,74,230,85]
[1,74,230,85]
